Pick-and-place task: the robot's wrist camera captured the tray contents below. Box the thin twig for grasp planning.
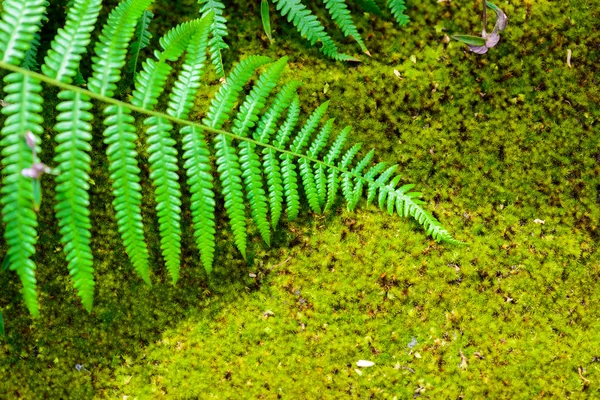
[578,367,590,384]
[481,0,487,35]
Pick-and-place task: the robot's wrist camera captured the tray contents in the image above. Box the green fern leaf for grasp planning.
[339,143,362,169]
[206,56,272,258]
[166,15,215,272]
[272,96,301,221]
[0,0,47,317]
[261,0,273,42]
[133,20,203,283]
[198,0,229,77]
[346,149,374,210]
[386,0,409,26]
[281,153,300,220]
[40,0,103,311]
[181,126,216,271]
[254,81,302,144]
[323,126,349,211]
[53,91,95,311]
[234,57,287,245]
[88,0,155,97]
[281,98,329,218]
[145,116,182,283]
[103,105,150,284]
[299,159,320,213]
[272,0,358,62]
[0,0,47,65]
[367,164,396,204]
[87,0,155,283]
[127,9,154,82]
[42,0,102,83]
[21,32,42,71]
[0,73,44,317]
[307,118,334,208]
[323,0,369,55]
[284,99,330,214]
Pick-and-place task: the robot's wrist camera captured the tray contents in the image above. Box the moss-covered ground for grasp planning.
[1,0,600,398]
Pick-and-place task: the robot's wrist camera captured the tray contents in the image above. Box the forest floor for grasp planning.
[1,0,599,398]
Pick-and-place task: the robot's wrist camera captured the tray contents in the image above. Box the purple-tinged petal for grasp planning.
[469,45,489,54]
[24,131,37,151]
[21,168,38,178]
[486,2,508,32]
[485,32,500,48]
[21,163,51,180]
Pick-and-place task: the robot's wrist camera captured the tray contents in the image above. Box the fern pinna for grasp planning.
[0,0,457,317]
[198,0,410,74]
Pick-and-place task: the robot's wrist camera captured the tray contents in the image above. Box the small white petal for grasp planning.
[356,360,375,367]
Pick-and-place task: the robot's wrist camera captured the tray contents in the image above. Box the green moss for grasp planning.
[1,0,600,398]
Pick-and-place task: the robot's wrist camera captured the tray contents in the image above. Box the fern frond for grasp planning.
[323,126,349,211]
[255,83,301,228]
[299,158,320,213]
[53,91,95,311]
[281,153,300,220]
[42,0,103,83]
[271,95,301,222]
[307,118,334,159]
[346,148,373,210]
[103,105,150,284]
[181,126,216,271]
[272,0,358,62]
[132,20,204,283]
[198,0,229,77]
[206,56,272,258]
[0,54,460,318]
[322,0,369,55]
[307,118,334,208]
[0,0,47,317]
[88,0,156,283]
[0,0,47,65]
[0,73,43,317]
[166,15,215,272]
[145,116,182,283]
[39,0,103,312]
[127,9,154,82]
[235,57,287,245]
[386,0,409,26]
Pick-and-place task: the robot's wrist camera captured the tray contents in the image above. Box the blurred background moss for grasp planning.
[1,0,599,397]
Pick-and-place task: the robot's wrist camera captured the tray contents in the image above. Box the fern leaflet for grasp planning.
[127,9,154,82]
[198,0,229,77]
[386,0,409,26]
[0,0,48,317]
[322,0,369,55]
[272,0,358,62]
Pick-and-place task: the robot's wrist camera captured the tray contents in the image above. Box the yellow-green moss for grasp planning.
[1,0,599,398]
